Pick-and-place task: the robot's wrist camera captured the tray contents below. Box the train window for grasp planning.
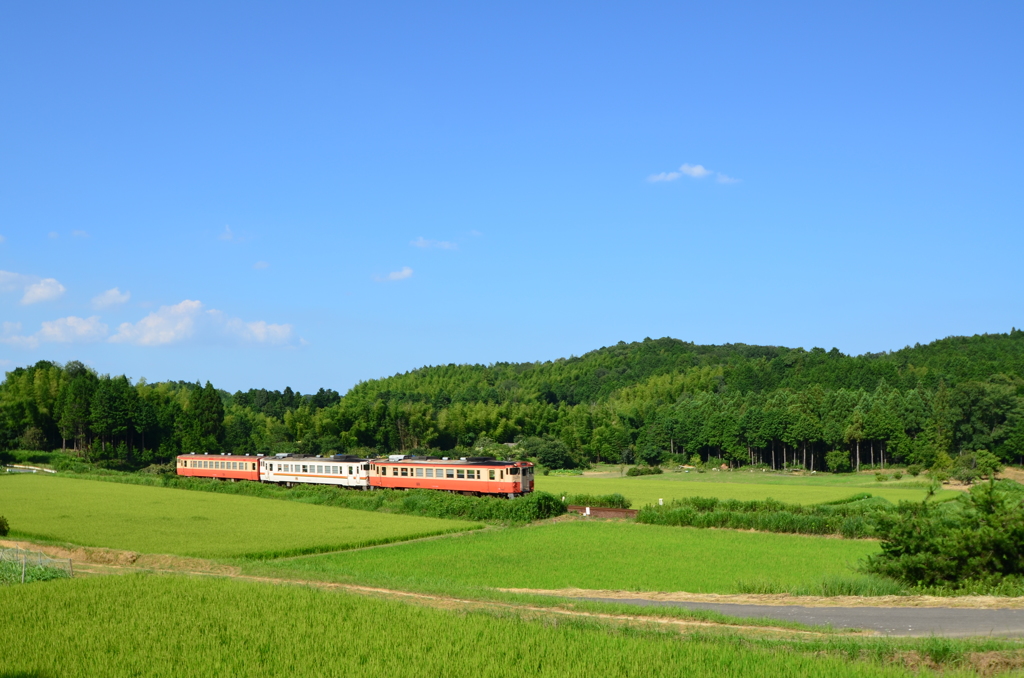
[302,465,308,473]
[489,470,495,480]
[457,469,464,479]
[393,467,399,476]
[400,467,408,476]
[415,468,423,477]
[509,467,520,476]
[363,464,370,471]
[446,469,454,478]
[500,470,504,479]
[231,462,236,470]
[379,466,386,475]
[425,469,433,477]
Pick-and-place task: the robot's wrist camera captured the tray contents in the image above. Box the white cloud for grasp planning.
[411,236,457,250]
[1,316,107,348]
[647,171,682,182]
[110,300,203,345]
[219,225,235,241]
[0,235,6,244]
[648,163,739,184]
[92,287,131,309]
[253,261,269,270]
[110,300,293,346]
[72,230,89,238]
[48,231,59,239]
[679,164,712,178]
[22,278,66,304]
[37,316,108,343]
[374,267,413,282]
[468,230,482,237]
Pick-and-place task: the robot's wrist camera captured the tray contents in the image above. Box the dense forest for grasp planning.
[2,330,1023,471]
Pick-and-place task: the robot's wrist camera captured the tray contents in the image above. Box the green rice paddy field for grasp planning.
[0,474,479,559]
[0,574,961,678]
[537,470,953,507]
[251,520,880,593]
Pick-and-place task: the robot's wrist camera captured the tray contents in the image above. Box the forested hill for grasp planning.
[343,331,1024,408]
[2,330,1023,472]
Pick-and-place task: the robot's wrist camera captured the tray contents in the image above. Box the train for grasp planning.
[175,452,535,497]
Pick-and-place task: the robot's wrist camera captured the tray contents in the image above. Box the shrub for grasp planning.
[866,479,1024,586]
[893,471,903,480]
[825,449,852,473]
[907,464,922,477]
[0,515,8,537]
[626,465,663,476]
[952,450,1002,485]
[875,473,888,482]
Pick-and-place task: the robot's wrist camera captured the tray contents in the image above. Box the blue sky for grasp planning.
[2,2,1022,393]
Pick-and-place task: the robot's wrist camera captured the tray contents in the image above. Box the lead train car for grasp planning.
[369,457,534,497]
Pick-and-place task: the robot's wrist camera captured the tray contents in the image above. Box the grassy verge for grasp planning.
[4,573,1022,677]
[30,468,566,523]
[0,474,480,559]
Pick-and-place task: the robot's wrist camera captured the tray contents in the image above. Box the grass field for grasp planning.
[250,520,880,594]
[0,474,479,559]
[0,573,989,678]
[537,470,953,508]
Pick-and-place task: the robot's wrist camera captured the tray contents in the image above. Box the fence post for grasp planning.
[69,558,74,578]
[22,555,26,583]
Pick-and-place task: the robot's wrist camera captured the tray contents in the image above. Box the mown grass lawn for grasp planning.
[251,520,880,594]
[537,471,952,508]
[0,474,479,559]
[1,574,936,678]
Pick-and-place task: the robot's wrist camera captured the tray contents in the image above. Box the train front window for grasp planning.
[509,467,520,476]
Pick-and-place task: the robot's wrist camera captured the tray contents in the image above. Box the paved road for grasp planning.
[582,597,1024,637]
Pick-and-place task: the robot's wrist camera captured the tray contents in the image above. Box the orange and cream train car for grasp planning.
[176,453,260,481]
[175,452,534,498]
[369,456,534,498]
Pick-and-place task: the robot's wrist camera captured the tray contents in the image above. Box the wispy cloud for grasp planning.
[0,235,6,245]
[253,261,270,270]
[1,316,108,349]
[110,300,293,346]
[411,236,457,250]
[648,163,739,184]
[48,231,59,240]
[374,267,413,282]
[219,225,235,241]
[92,287,131,309]
[679,164,712,178]
[1,271,66,304]
[72,230,89,238]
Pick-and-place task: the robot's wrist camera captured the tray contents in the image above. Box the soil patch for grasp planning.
[498,587,1024,610]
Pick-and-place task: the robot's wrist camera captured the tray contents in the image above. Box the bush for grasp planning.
[907,464,922,477]
[825,449,852,473]
[0,515,8,537]
[952,450,1002,485]
[626,465,663,476]
[893,471,903,480]
[875,473,889,482]
[866,479,1024,587]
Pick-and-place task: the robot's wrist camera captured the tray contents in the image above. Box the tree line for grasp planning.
[2,330,1023,470]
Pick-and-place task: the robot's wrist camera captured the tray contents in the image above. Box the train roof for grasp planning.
[373,456,530,467]
[178,453,367,462]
